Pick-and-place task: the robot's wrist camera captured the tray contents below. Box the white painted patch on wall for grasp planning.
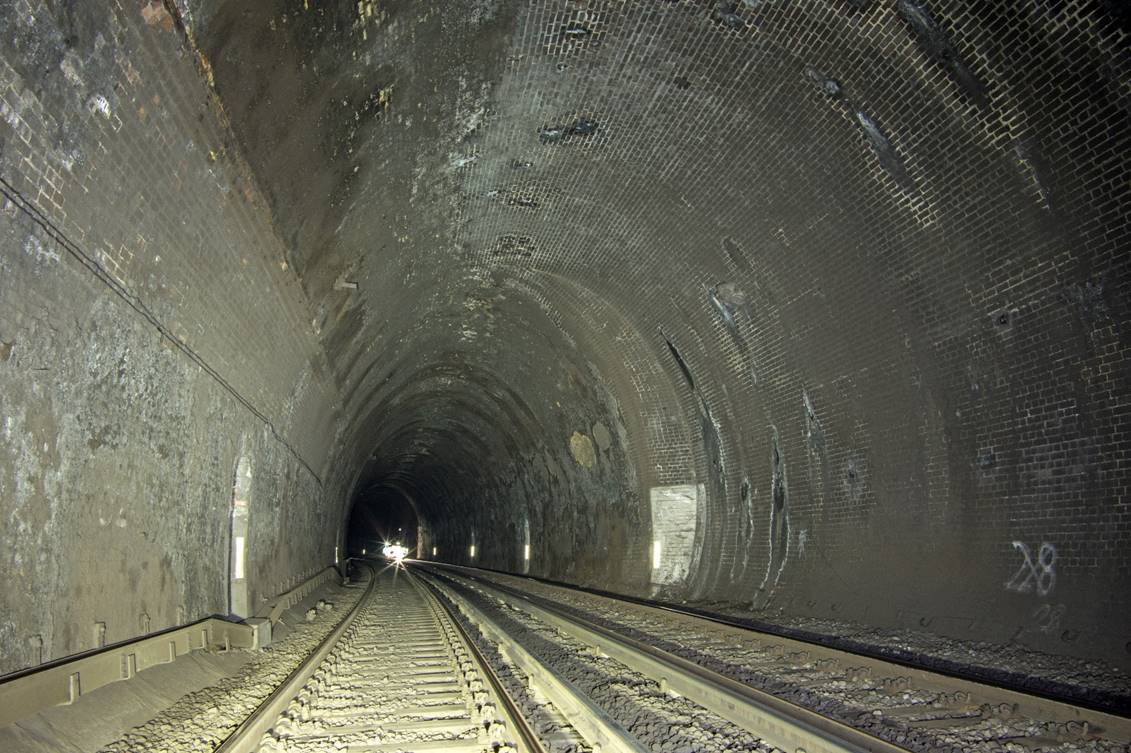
[649,484,701,586]
[233,536,245,579]
[522,517,531,574]
[229,452,253,618]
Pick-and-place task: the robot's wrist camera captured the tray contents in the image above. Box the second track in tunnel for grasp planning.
[419,564,1131,753]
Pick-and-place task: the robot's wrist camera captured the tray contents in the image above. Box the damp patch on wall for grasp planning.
[755,427,789,607]
[660,331,696,391]
[568,430,597,468]
[896,0,990,110]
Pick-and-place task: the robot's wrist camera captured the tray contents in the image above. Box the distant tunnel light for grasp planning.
[652,540,662,570]
[382,542,409,563]
[234,536,246,580]
[361,548,366,556]
[334,545,340,563]
[524,544,530,561]
[432,546,437,556]
[469,544,477,559]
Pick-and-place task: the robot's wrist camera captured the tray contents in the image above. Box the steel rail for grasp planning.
[428,562,1131,718]
[435,563,1131,737]
[428,567,910,753]
[409,570,548,753]
[420,571,651,753]
[213,562,377,753]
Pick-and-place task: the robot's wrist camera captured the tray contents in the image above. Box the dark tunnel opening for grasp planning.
[345,481,419,559]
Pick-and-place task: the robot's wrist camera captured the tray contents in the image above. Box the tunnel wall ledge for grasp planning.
[0,562,344,728]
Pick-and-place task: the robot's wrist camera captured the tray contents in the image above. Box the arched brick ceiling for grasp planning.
[190,0,1129,662]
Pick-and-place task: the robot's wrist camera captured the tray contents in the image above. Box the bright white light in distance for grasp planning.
[382,542,409,563]
[469,544,476,558]
[361,548,366,555]
[432,546,437,556]
[652,540,662,569]
[523,544,530,561]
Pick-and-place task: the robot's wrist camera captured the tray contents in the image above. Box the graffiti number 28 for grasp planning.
[1004,541,1057,597]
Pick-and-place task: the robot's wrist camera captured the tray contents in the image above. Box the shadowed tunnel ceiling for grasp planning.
[0,0,1128,680]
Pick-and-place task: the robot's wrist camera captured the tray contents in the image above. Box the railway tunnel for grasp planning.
[1,0,1130,738]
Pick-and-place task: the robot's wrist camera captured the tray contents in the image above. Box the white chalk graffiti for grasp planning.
[1031,603,1066,634]
[1004,541,1057,596]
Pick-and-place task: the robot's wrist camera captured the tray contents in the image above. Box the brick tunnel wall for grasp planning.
[197,0,1128,673]
[0,0,1128,681]
[0,1,343,674]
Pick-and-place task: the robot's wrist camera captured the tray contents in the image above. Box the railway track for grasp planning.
[420,564,1131,753]
[215,564,544,753]
[203,559,1129,753]
[216,562,780,753]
